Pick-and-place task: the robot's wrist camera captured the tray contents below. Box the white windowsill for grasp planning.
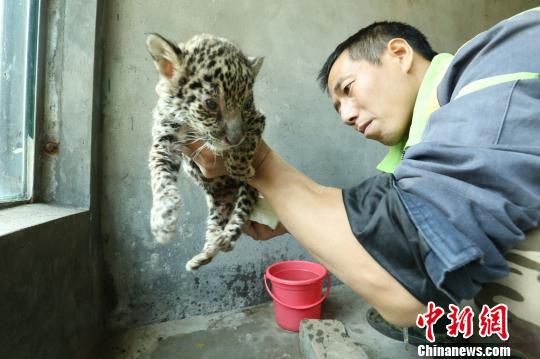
[0,203,88,237]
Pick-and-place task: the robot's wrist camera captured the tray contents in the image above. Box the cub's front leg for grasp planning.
[225,115,265,181]
[149,129,183,244]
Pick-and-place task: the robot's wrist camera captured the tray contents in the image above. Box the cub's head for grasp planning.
[146,33,263,152]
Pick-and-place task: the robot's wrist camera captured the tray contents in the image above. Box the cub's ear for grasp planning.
[247,56,264,77]
[146,33,184,79]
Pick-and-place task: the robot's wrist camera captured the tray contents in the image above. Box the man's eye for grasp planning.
[205,99,218,111]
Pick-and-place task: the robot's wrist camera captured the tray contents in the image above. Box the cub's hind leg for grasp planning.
[216,184,258,252]
[185,190,234,271]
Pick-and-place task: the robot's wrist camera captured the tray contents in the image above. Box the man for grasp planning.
[181,8,540,330]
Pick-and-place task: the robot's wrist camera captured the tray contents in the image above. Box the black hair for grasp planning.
[317,21,437,91]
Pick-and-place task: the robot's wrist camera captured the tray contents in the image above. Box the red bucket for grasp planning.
[264,260,331,332]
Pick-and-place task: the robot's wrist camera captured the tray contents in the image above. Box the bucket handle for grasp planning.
[264,273,332,310]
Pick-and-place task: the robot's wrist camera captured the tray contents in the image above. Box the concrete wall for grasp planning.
[0,0,106,357]
[0,208,103,359]
[100,0,539,328]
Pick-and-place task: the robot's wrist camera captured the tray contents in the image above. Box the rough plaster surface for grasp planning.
[0,203,85,236]
[0,212,103,359]
[100,0,539,328]
[40,0,99,207]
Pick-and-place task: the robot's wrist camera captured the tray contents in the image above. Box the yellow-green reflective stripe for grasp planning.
[376,53,453,173]
[376,137,406,173]
[405,53,454,149]
[455,72,540,100]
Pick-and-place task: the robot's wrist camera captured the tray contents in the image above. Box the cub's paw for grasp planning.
[216,230,242,252]
[219,239,236,252]
[227,165,255,181]
[150,197,180,243]
[185,254,212,271]
[245,165,255,179]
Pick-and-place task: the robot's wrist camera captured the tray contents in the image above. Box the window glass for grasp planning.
[0,0,38,202]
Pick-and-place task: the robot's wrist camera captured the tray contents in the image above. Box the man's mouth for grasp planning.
[356,119,373,134]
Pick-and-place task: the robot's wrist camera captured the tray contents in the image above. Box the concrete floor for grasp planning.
[106,285,419,359]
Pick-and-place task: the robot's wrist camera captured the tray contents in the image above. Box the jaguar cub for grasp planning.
[146,33,265,271]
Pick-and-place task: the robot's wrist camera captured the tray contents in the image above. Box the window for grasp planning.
[0,0,41,204]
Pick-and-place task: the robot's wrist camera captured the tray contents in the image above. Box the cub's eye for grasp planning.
[243,98,253,110]
[205,99,218,111]
[343,81,354,96]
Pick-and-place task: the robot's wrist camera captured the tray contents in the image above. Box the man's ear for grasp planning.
[386,38,413,73]
[247,56,264,77]
[146,33,184,79]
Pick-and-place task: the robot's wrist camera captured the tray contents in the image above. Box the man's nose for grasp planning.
[340,102,358,126]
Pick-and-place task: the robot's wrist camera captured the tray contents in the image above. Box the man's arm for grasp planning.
[247,142,425,326]
[242,221,288,240]
[249,144,357,277]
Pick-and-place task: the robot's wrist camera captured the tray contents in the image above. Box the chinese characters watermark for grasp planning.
[416,302,509,343]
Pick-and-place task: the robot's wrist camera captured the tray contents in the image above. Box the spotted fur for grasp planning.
[146,33,265,271]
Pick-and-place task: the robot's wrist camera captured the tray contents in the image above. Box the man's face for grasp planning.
[327,49,416,146]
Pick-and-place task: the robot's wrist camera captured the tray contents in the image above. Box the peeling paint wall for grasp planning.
[100,0,539,328]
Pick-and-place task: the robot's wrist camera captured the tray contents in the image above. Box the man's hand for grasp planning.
[181,140,227,178]
[242,221,288,241]
[181,139,271,179]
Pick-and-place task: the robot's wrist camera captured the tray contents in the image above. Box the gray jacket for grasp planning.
[394,9,540,302]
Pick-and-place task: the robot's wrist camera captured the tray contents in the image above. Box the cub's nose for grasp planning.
[225,132,243,145]
[224,117,244,145]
